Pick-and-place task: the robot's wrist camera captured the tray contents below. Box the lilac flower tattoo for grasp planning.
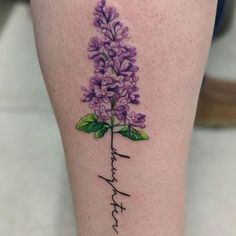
[76,0,149,234]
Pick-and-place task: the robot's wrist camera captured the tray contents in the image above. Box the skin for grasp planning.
[31,0,217,235]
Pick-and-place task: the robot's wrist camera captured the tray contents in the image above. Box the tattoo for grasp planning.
[76,0,149,233]
[99,147,131,234]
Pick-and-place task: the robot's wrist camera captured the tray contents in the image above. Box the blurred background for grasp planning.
[0,0,235,235]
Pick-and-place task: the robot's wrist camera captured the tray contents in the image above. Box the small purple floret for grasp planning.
[127,112,146,128]
[94,105,111,122]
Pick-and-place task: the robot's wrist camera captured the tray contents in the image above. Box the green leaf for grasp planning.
[76,114,107,133]
[95,126,109,139]
[118,126,149,141]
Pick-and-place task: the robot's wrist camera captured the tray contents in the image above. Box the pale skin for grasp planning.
[31,0,217,235]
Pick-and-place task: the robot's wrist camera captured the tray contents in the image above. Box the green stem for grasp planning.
[110,116,114,150]
[110,101,116,150]
[113,124,126,128]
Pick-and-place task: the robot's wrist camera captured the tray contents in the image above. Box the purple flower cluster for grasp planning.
[82,0,146,128]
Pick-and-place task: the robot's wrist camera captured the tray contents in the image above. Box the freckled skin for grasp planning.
[31,0,217,235]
